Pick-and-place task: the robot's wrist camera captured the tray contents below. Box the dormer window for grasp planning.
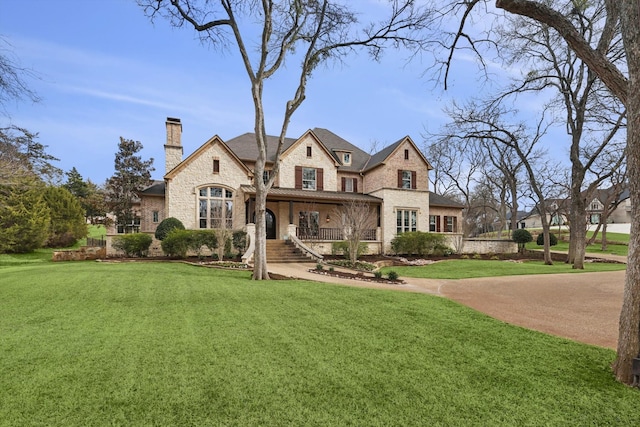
[343,152,351,165]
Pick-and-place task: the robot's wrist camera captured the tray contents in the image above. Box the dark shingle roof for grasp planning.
[140,180,165,196]
[225,133,297,163]
[363,138,404,171]
[311,128,370,171]
[429,192,464,208]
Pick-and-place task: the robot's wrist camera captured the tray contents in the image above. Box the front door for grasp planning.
[265,209,276,239]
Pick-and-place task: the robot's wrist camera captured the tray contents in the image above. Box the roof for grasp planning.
[240,185,382,204]
[429,193,464,208]
[225,133,297,164]
[311,128,370,171]
[139,180,165,196]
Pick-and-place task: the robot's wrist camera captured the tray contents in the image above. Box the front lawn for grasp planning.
[1,261,637,425]
[381,259,627,280]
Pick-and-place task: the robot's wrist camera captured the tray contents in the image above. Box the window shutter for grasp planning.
[353,178,358,193]
[397,170,403,188]
[453,216,458,233]
[295,166,302,190]
[411,171,417,189]
[341,177,346,192]
[317,168,324,191]
[436,215,441,232]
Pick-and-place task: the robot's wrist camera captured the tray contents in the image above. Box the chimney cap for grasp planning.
[166,117,181,123]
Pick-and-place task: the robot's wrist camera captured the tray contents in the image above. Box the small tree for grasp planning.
[334,200,376,264]
[0,179,50,253]
[512,229,533,254]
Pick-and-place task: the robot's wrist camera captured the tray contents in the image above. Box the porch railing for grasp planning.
[296,227,377,241]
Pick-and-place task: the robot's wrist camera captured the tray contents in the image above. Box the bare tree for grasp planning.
[139,0,432,280]
[333,200,376,264]
[493,1,627,269]
[443,100,559,263]
[0,36,40,116]
[438,0,639,387]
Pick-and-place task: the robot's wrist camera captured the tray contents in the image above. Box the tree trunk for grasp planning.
[252,194,270,280]
[601,220,608,252]
[613,0,640,384]
[571,198,587,270]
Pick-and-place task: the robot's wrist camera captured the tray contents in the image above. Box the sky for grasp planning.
[1,0,539,185]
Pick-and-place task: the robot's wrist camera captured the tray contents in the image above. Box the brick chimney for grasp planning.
[165,117,183,173]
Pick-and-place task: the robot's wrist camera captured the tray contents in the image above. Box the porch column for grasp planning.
[287,223,297,240]
[289,201,293,224]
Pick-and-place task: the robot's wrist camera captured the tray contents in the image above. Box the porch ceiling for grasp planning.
[240,185,382,204]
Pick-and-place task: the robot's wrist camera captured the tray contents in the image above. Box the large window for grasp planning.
[302,167,316,190]
[199,186,233,229]
[396,209,417,233]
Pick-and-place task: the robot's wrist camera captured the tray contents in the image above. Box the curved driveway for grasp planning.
[269,261,626,349]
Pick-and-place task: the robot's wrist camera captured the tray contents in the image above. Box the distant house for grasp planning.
[110,118,464,258]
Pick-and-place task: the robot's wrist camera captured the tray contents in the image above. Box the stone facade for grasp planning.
[126,119,467,258]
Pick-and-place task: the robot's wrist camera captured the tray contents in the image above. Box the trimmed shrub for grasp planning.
[112,233,153,257]
[232,230,247,255]
[160,229,193,258]
[190,230,217,258]
[387,271,399,281]
[154,217,185,241]
[331,240,368,260]
[512,229,533,253]
[390,232,447,256]
[536,232,558,246]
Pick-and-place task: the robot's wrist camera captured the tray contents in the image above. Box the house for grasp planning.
[113,117,463,258]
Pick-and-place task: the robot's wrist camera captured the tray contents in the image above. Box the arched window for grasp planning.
[198,186,233,229]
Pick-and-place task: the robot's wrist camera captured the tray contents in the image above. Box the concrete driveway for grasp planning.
[269,262,626,349]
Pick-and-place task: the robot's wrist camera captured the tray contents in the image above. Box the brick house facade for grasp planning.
[126,117,463,256]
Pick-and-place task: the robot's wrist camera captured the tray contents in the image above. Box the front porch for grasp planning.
[240,185,383,258]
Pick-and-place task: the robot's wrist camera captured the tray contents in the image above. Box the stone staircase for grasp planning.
[266,240,310,263]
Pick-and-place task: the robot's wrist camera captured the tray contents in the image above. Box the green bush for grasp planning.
[112,233,153,257]
[331,240,368,260]
[387,271,399,281]
[536,232,558,246]
[374,271,383,279]
[0,182,51,253]
[161,229,193,258]
[232,230,247,255]
[391,232,447,256]
[154,217,185,241]
[190,230,218,258]
[512,229,533,253]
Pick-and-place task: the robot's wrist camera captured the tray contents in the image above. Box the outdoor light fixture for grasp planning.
[326,214,330,223]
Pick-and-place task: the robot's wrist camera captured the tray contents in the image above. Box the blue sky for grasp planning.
[2,0,535,185]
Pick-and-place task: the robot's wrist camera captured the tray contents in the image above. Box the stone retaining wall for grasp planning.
[462,238,517,254]
[52,246,107,261]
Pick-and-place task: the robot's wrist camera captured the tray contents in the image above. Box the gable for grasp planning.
[164,135,251,180]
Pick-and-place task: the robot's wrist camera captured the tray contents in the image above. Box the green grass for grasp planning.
[527,240,629,257]
[381,259,627,280]
[1,261,638,426]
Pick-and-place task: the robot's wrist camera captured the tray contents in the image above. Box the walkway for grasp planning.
[269,259,627,349]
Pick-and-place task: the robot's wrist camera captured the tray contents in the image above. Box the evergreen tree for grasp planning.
[106,137,154,233]
[43,186,87,247]
[63,167,89,199]
[0,175,50,253]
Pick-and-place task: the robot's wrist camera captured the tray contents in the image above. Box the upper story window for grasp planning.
[153,211,159,223]
[213,158,220,174]
[590,201,600,210]
[302,167,316,190]
[343,152,351,165]
[342,177,357,193]
[199,186,233,229]
[404,149,409,160]
[398,170,415,189]
[306,146,312,157]
[263,170,271,184]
